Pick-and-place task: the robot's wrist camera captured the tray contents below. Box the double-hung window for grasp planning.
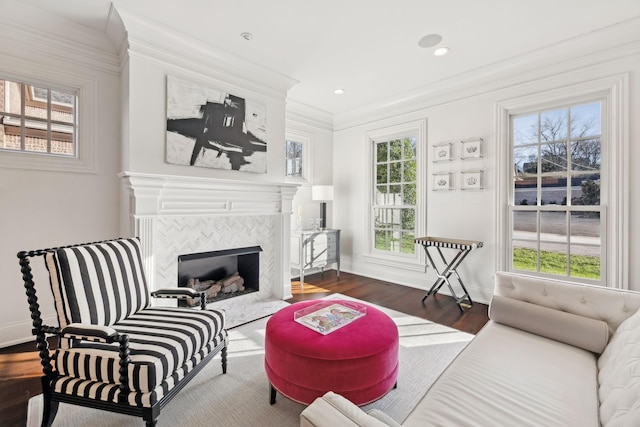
[499,75,628,288]
[510,101,603,282]
[285,139,303,178]
[285,132,311,183]
[372,135,418,255]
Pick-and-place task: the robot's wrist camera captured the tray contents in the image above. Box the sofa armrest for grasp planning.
[489,295,609,353]
[300,392,397,427]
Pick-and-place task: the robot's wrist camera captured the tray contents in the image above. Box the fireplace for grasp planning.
[178,246,262,305]
[119,172,299,304]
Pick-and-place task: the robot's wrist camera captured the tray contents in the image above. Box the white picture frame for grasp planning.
[460,138,483,160]
[432,142,453,162]
[432,172,453,191]
[460,170,483,190]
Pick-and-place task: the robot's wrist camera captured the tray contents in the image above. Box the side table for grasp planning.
[291,229,340,285]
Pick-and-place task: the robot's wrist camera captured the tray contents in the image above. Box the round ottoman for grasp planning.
[264,300,399,405]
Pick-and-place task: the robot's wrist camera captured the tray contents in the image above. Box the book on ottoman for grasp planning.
[294,301,366,335]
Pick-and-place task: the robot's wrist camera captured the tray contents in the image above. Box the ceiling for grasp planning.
[20,0,640,116]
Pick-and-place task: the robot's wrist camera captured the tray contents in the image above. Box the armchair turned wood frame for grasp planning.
[18,237,228,427]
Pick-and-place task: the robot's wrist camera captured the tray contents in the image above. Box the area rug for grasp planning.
[27,295,473,427]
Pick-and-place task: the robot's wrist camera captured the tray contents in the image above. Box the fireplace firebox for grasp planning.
[177,246,262,305]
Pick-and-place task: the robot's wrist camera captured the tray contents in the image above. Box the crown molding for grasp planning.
[0,2,120,75]
[285,100,334,132]
[333,17,640,131]
[114,6,299,99]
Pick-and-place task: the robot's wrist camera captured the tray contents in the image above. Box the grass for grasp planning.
[513,247,600,280]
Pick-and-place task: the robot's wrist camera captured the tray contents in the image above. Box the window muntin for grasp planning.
[511,101,602,282]
[0,78,77,157]
[373,136,417,255]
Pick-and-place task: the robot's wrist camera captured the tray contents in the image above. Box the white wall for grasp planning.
[333,30,640,302]
[0,4,122,346]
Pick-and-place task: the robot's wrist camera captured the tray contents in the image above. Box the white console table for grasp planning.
[291,229,340,285]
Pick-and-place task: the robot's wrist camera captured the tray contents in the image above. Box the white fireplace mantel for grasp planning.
[119,171,299,301]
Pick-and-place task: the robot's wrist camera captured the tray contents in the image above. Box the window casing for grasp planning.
[1,78,77,157]
[497,74,628,288]
[365,119,426,267]
[284,131,311,183]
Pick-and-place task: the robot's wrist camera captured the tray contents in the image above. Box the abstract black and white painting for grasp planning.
[166,76,267,173]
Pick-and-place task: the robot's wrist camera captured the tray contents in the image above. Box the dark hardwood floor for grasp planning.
[288,271,489,335]
[0,271,488,427]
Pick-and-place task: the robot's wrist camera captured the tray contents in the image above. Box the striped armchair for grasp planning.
[18,237,228,427]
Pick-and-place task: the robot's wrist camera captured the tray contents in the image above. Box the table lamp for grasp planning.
[311,185,334,229]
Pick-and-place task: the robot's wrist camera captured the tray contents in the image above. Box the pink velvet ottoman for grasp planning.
[264,300,399,406]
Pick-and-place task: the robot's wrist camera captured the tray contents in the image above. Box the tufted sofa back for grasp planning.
[494,271,640,335]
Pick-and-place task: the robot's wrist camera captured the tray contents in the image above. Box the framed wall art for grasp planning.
[432,172,453,191]
[432,142,453,162]
[460,138,483,160]
[460,170,484,190]
[166,76,268,173]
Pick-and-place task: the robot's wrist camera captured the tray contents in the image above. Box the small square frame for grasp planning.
[432,143,453,162]
[460,138,483,160]
[460,170,484,190]
[432,172,453,191]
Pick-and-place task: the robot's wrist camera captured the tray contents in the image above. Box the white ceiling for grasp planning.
[21,0,640,116]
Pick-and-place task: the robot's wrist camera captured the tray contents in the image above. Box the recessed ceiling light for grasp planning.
[418,34,442,48]
[241,32,253,41]
[334,88,345,95]
[434,47,450,56]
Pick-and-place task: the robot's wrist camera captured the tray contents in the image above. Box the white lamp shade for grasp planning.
[312,185,334,201]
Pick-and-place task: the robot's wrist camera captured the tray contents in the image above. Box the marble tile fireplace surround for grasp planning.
[120,172,298,326]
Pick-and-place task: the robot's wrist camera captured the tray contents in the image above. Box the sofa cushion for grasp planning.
[403,321,599,427]
[597,307,640,426]
[489,295,609,353]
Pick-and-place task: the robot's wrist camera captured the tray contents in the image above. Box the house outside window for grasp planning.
[373,135,417,255]
[0,78,77,157]
[510,101,604,283]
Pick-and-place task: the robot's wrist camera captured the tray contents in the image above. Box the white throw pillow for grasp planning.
[597,307,640,426]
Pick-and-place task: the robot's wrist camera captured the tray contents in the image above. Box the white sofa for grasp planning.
[300,271,640,427]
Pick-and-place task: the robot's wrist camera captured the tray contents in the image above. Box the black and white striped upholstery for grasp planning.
[45,238,151,330]
[21,237,229,424]
[53,307,226,405]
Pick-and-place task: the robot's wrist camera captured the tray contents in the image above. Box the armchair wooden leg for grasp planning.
[221,345,228,374]
[40,377,59,427]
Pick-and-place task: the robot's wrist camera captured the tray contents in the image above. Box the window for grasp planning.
[285,131,311,182]
[373,136,417,255]
[511,101,603,282]
[285,139,303,178]
[1,78,77,157]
